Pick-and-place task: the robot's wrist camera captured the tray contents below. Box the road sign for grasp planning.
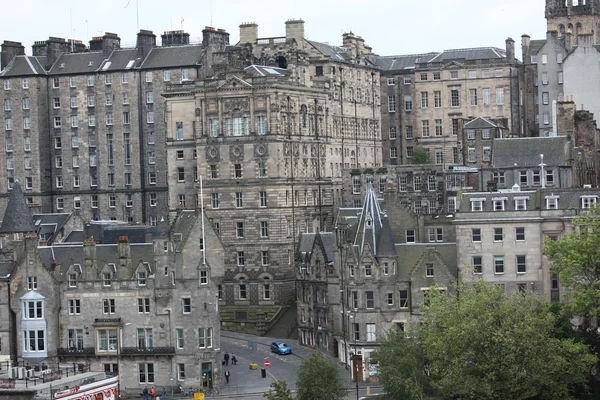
[264,359,271,367]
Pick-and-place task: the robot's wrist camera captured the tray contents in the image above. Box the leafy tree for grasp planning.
[264,380,294,400]
[375,281,596,400]
[296,351,346,400]
[412,147,430,164]
[544,203,600,327]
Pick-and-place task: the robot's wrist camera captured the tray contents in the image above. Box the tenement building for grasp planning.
[375,41,521,165]
[0,27,230,226]
[0,182,223,394]
[163,20,382,327]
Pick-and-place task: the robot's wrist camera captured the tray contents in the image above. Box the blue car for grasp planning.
[270,341,292,355]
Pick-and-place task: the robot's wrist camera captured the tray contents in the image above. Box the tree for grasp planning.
[412,147,430,164]
[264,380,294,400]
[375,281,597,400]
[296,351,346,400]
[544,203,600,327]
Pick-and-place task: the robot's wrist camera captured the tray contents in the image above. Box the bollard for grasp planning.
[367,386,371,395]
[261,368,266,379]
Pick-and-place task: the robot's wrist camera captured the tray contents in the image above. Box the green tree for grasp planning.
[544,203,600,327]
[296,351,346,400]
[264,380,294,400]
[375,281,596,400]
[412,147,430,164]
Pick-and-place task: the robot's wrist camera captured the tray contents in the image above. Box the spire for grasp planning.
[0,181,35,234]
[353,183,384,255]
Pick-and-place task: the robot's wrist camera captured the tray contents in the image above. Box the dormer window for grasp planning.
[102,272,113,287]
[137,271,147,286]
[514,197,528,211]
[546,196,559,209]
[470,198,484,212]
[365,264,372,277]
[27,276,37,291]
[581,196,597,209]
[493,198,505,211]
[68,273,77,288]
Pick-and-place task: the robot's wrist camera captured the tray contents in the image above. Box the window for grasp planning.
[421,92,428,108]
[483,146,491,162]
[471,228,482,242]
[471,199,483,212]
[177,364,186,381]
[366,323,376,342]
[145,71,153,83]
[469,88,477,106]
[176,328,184,349]
[121,72,129,84]
[558,71,564,84]
[388,96,396,112]
[104,74,112,85]
[405,229,416,243]
[177,167,185,182]
[138,298,151,314]
[23,97,30,110]
[483,88,491,105]
[435,119,443,137]
[404,77,412,85]
[451,71,458,79]
[434,91,441,108]
[259,191,267,207]
[366,291,374,309]
[542,92,549,105]
[103,299,116,314]
[234,191,243,208]
[102,271,112,286]
[390,147,397,159]
[428,228,443,242]
[68,329,83,350]
[404,96,412,111]
[261,251,270,266]
[27,276,38,291]
[234,164,242,178]
[426,263,434,277]
[467,147,476,163]
[581,196,597,209]
[137,271,147,286]
[237,251,245,266]
[211,193,219,208]
[494,228,503,241]
[263,278,271,299]
[496,88,504,105]
[389,127,397,139]
[238,280,247,298]
[433,71,441,80]
[3,99,11,111]
[235,221,245,238]
[87,75,94,87]
[516,255,526,274]
[546,170,554,185]
[23,330,45,353]
[55,176,63,188]
[147,111,154,123]
[68,299,81,315]
[387,78,395,86]
[56,197,64,209]
[421,120,430,137]
[181,69,189,81]
[3,80,10,90]
[515,197,528,210]
[541,54,547,64]
[495,69,504,78]
[260,221,269,238]
[546,196,559,209]
[494,257,504,274]
[387,292,394,305]
[365,264,372,277]
[399,290,409,308]
[138,363,154,384]
[413,175,422,191]
[468,70,477,79]
[351,291,358,309]
[450,89,460,107]
[472,256,482,274]
[420,73,428,81]
[398,176,407,192]
[198,327,213,348]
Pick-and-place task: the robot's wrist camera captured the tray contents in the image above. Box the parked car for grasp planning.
[270,341,292,355]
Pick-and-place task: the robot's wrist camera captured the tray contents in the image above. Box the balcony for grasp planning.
[57,347,95,356]
[120,347,176,356]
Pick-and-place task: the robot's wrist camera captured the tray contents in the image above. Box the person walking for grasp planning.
[231,353,237,365]
[224,351,230,366]
[225,370,230,384]
[149,386,155,398]
[142,386,149,400]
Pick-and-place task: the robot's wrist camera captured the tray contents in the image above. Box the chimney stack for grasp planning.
[118,236,130,259]
[202,27,230,49]
[239,22,258,45]
[136,30,156,57]
[285,19,305,49]
[161,30,190,47]
[521,34,530,62]
[505,37,515,62]
[89,32,121,54]
[1,41,25,70]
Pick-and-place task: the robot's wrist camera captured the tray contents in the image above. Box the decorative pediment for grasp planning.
[442,60,465,69]
[217,76,252,90]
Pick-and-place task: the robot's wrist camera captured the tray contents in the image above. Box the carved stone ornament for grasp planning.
[284,143,291,156]
[224,98,249,112]
[255,144,268,157]
[206,146,219,161]
[230,145,244,160]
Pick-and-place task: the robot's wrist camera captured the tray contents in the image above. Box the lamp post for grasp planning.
[335,225,349,370]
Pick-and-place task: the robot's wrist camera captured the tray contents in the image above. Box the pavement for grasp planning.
[121,331,382,399]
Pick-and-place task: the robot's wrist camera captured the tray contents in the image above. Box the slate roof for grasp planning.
[244,65,289,77]
[98,49,143,71]
[353,184,385,256]
[307,40,349,61]
[527,40,547,56]
[374,53,439,71]
[429,47,507,63]
[376,218,397,258]
[48,52,108,75]
[320,232,335,264]
[0,182,35,234]
[492,137,572,168]
[170,210,198,252]
[464,117,504,130]
[297,232,335,265]
[63,230,85,243]
[140,44,205,69]
[0,55,47,76]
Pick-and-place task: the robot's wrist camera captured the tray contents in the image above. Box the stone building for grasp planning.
[297,183,457,381]
[454,186,600,301]
[458,117,508,169]
[564,34,600,125]
[0,27,230,226]
[0,182,223,394]
[375,42,521,165]
[162,20,382,330]
[545,0,600,47]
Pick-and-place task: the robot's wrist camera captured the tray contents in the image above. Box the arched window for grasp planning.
[276,56,287,69]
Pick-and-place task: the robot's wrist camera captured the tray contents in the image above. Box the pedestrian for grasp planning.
[161,389,166,400]
[149,386,155,398]
[231,353,237,365]
[224,351,230,366]
[142,386,149,400]
[225,370,230,384]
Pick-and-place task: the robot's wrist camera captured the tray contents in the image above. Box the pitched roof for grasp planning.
[464,117,504,130]
[429,47,507,63]
[98,49,143,71]
[0,181,35,234]
[306,40,349,61]
[353,184,385,256]
[319,232,335,264]
[527,40,547,56]
[140,44,205,69]
[0,55,47,76]
[492,137,573,168]
[374,53,439,71]
[244,65,289,77]
[48,52,108,75]
[376,218,397,258]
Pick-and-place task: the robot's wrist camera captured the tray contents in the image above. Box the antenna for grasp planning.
[210,0,213,26]
[70,9,73,52]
